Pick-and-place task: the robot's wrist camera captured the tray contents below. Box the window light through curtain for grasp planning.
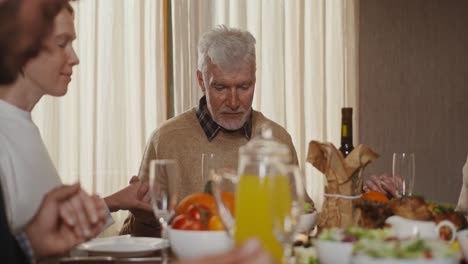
[171,0,359,210]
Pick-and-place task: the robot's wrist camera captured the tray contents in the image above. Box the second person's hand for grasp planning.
[104,176,156,227]
[364,173,401,198]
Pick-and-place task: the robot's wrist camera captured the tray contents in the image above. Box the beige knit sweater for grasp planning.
[119,108,298,236]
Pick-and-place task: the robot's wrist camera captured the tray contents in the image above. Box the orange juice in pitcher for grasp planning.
[213,128,299,263]
[234,174,291,262]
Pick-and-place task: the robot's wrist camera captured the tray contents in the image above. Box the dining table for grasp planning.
[41,250,172,264]
[40,235,174,264]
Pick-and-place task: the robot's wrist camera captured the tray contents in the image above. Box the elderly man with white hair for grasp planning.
[120,25,301,237]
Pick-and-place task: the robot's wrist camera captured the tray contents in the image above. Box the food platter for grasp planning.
[294,193,467,264]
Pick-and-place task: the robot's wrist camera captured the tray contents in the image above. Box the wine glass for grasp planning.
[270,165,305,264]
[202,153,236,193]
[201,153,220,191]
[201,153,218,178]
[392,152,415,197]
[149,159,181,259]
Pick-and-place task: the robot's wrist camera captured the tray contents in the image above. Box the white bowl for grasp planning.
[297,212,319,233]
[457,229,468,261]
[315,240,354,264]
[168,228,234,259]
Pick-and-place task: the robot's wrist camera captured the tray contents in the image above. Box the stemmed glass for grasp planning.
[202,153,236,193]
[149,159,181,260]
[201,153,220,191]
[392,152,415,197]
[270,165,305,264]
[201,153,218,180]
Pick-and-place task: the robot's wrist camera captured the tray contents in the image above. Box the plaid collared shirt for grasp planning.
[196,96,252,141]
[16,232,35,264]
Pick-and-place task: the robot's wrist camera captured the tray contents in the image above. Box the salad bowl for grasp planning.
[316,240,353,264]
[315,227,391,264]
[351,239,459,264]
[352,257,458,264]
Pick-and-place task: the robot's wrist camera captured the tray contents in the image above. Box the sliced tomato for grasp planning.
[185,220,205,230]
[172,213,206,230]
[186,204,203,222]
[186,204,212,228]
[172,214,190,230]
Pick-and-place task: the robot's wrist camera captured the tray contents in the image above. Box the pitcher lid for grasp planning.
[239,127,290,162]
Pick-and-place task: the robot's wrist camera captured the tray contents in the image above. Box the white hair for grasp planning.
[197,25,256,76]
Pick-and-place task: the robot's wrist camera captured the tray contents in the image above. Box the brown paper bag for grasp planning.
[307,141,379,228]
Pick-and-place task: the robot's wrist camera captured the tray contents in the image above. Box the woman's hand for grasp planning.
[25,183,106,259]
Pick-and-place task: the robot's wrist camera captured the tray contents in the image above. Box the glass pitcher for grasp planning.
[214,128,303,263]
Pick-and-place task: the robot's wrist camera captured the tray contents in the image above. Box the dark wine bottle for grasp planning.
[339,107,354,157]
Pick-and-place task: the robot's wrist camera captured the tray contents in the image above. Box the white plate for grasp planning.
[76,236,168,258]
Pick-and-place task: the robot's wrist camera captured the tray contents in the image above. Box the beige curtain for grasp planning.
[32,0,167,232]
[171,0,359,209]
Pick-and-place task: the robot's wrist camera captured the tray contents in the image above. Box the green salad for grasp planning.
[318,227,393,242]
[308,227,458,263]
[353,239,458,259]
